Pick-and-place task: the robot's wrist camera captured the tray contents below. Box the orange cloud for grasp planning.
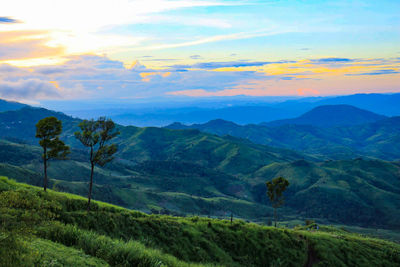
[48,81,60,89]
[167,70,400,97]
[213,58,400,80]
[140,72,156,78]
[296,88,320,96]
[0,30,65,61]
[139,71,171,82]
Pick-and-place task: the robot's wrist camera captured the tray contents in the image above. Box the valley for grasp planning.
[0,102,399,232]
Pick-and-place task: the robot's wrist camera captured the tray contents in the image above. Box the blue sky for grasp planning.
[0,0,399,103]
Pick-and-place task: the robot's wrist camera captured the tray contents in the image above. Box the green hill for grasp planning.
[253,159,400,228]
[1,177,399,267]
[0,107,399,229]
[166,116,400,160]
[1,136,399,229]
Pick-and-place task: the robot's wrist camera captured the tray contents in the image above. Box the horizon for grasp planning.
[3,92,400,127]
[1,0,399,106]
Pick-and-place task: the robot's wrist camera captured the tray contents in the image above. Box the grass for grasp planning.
[1,176,400,266]
[28,238,109,266]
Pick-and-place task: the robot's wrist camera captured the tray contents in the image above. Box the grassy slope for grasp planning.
[168,117,400,160]
[1,137,400,229]
[253,159,400,228]
[0,141,273,219]
[1,177,400,267]
[0,107,399,229]
[27,238,109,266]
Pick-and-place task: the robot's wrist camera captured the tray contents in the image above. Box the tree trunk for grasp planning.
[274,208,277,227]
[87,146,94,211]
[87,161,94,211]
[43,147,47,192]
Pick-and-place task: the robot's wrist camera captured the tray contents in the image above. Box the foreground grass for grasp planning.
[1,176,399,266]
[29,238,109,266]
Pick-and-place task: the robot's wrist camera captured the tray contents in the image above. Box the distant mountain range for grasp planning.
[40,93,400,126]
[263,104,387,127]
[0,99,27,112]
[166,105,400,160]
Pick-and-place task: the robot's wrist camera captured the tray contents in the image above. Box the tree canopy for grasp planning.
[74,117,119,210]
[266,176,289,227]
[36,117,70,191]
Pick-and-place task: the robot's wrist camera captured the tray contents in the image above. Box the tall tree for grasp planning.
[75,117,119,210]
[36,117,70,191]
[266,176,289,227]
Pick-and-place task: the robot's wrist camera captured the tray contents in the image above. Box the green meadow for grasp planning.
[1,177,399,266]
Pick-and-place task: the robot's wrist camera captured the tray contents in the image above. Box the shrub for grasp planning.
[305,219,315,226]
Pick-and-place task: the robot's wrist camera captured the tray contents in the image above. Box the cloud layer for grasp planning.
[0,17,19,23]
[0,54,398,103]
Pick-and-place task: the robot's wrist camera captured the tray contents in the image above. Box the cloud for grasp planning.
[190,55,202,59]
[0,79,61,100]
[142,58,179,62]
[33,55,125,75]
[0,31,64,60]
[145,15,232,29]
[310,58,353,64]
[128,29,292,51]
[1,54,399,102]
[296,88,320,96]
[345,69,400,76]
[128,60,147,71]
[0,63,23,73]
[169,60,294,70]
[1,0,243,59]
[3,0,238,31]
[0,17,20,23]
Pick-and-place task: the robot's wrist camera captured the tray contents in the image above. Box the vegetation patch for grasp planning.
[1,177,399,266]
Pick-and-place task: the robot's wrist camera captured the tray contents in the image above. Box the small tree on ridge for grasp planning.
[36,116,70,191]
[266,176,289,227]
[74,117,119,210]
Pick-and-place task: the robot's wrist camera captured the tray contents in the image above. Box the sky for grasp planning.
[0,0,399,104]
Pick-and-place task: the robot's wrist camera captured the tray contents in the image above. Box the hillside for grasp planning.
[264,105,387,127]
[0,107,306,175]
[1,136,400,229]
[253,159,400,228]
[0,107,399,229]
[1,177,399,266]
[167,116,400,161]
[0,98,27,112]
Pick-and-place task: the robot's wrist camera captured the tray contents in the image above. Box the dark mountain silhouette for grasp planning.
[264,104,386,127]
[0,98,27,112]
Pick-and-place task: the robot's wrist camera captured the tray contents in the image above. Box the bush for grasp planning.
[305,219,315,226]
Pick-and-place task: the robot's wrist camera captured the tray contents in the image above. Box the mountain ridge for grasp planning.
[0,106,399,228]
[263,104,387,127]
[165,110,400,161]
